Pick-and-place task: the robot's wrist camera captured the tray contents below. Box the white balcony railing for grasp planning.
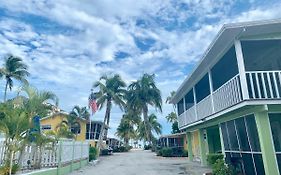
[213,74,242,112]
[196,95,213,120]
[246,71,281,99]
[178,71,281,129]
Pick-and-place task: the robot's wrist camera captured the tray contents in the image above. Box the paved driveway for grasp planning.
[70,149,211,175]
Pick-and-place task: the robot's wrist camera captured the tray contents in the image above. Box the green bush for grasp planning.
[100,149,109,155]
[212,159,233,175]
[0,164,19,175]
[89,147,98,161]
[144,145,152,150]
[207,153,224,166]
[182,150,188,157]
[161,148,173,157]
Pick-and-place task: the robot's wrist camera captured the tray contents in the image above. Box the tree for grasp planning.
[165,91,176,112]
[68,106,90,137]
[115,114,136,145]
[127,73,162,144]
[165,112,177,123]
[171,121,180,134]
[137,113,162,144]
[69,105,90,120]
[1,55,30,102]
[93,74,126,151]
[0,102,29,175]
[19,85,59,121]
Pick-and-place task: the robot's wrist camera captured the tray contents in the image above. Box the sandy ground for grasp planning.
[70,149,211,175]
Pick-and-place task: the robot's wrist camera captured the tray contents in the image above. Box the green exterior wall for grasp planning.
[23,159,88,175]
[198,129,207,166]
[186,132,193,161]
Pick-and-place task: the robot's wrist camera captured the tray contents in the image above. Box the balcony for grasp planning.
[178,70,281,129]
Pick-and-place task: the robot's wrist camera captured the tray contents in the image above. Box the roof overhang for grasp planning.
[171,19,281,104]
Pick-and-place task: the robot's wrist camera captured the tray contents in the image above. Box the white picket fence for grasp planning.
[0,140,89,170]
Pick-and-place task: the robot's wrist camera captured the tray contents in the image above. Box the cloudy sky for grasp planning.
[0,0,281,138]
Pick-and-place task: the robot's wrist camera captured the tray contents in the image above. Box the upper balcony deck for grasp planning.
[172,20,281,130]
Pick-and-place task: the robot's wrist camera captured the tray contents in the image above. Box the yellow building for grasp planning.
[40,112,87,142]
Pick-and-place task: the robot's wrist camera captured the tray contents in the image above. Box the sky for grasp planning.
[0,0,281,138]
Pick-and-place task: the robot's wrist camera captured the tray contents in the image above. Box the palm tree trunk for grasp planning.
[96,100,111,156]
[143,105,151,145]
[4,81,8,102]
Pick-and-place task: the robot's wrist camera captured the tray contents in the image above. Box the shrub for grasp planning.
[161,148,173,157]
[89,147,98,161]
[0,164,19,175]
[207,153,224,166]
[119,146,129,152]
[212,159,233,175]
[182,150,188,157]
[144,145,152,150]
[100,149,109,156]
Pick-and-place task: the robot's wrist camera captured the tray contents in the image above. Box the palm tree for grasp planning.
[2,55,30,102]
[127,73,162,144]
[115,114,136,145]
[19,85,59,120]
[69,106,90,120]
[165,91,176,112]
[165,112,177,123]
[93,74,126,151]
[68,106,90,137]
[137,113,162,144]
[0,102,29,175]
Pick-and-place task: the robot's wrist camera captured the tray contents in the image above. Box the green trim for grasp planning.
[22,160,88,175]
[198,129,207,166]
[218,125,225,156]
[186,132,193,161]
[185,105,267,132]
[255,110,279,175]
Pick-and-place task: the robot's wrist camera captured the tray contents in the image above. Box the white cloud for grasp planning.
[1,0,281,137]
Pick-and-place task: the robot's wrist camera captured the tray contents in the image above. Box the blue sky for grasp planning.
[0,0,281,138]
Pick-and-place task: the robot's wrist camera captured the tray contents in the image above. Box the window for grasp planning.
[71,122,81,134]
[241,40,281,71]
[269,113,281,152]
[269,113,281,173]
[184,90,194,110]
[220,114,265,175]
[177,98,184,115]
[245,115,261,152]
[226,120,239,151]
[41,125,51,130]
[211,46,239,90]
[195,74,210,102]
[235,117,250,151]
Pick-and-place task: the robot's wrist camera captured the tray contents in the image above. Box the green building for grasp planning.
[170,19,281,175]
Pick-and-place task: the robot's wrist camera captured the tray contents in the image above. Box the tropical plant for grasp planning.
[165,112,177,123]
[93,74,126,151]
[137,113,162,144]
[46,121,74,141]
[0,102,29,175]
[18,85,59,121]
[165,91,176,104]
[68,106,89,137]
[127,74,162,144]
[69,106,90,120]
[171,121,180,134]
[1,55,30,102]
[116,114,136,145]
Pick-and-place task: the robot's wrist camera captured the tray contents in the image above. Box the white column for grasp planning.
[208,70,215,112]
[193,87,198,120]
[234,40,249,100]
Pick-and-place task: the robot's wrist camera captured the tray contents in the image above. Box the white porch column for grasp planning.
[208,70,215,112]
[193,87,198,120]
[234,40,249,100]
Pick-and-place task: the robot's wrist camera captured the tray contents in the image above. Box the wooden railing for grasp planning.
[246,71,281,99]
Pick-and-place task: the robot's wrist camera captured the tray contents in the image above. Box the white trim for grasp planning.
[234,40,249,100]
